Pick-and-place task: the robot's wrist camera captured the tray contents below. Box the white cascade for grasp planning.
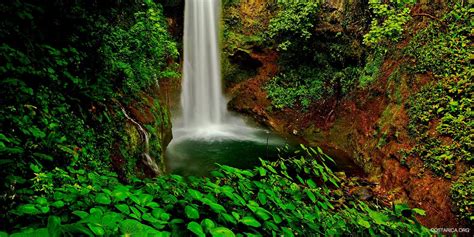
[181,0,227,129]
[120,106,161,175]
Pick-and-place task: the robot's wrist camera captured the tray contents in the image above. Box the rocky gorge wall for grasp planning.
[223,0,469,228]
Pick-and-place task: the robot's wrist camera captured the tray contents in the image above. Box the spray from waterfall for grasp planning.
[120,106,161,175]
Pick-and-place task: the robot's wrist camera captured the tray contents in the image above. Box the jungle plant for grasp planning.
[4,146,430,236]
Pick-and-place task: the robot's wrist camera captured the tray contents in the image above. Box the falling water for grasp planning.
[120,106,161,175]
[166,0,289,176]
[181,0,227,129]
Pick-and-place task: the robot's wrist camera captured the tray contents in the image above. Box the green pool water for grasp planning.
[165,126,291,176]
[164,124,364,177]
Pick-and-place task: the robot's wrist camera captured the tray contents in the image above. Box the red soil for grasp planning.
[228,49,461,228]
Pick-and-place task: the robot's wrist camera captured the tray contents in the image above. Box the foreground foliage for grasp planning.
[2,146,429,236]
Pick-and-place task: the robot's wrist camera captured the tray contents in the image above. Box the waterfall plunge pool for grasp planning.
[165,124,293,176]
[164,122,364,177]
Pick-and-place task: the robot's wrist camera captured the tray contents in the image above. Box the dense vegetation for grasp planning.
[403,4,473,222]
[0,0,178,233]
[258,0,472,225]
[1,0,472,235]
[2,146,429,236]
[264,1,367,110]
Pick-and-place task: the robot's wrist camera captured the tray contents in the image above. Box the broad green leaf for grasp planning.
[47,216,61,237]
[51,201,64,208]
[282,227,295,237]
[36,197,48,206]
[221,213,237,225]
[187,222,205,237]
[39,206,50,214]
[138,194,153,206]
[231,212,240,221]
[357,218,371,228]
[208,203,226,214]
[101,212,122,227]
[201,218,215,232]
[95,193,111,205]
[130,206,141,220]
[240,216,261,227]
[120,219,154,235]
[142,213,159,223]
[368,209,389,225]
[305,189,317,203]
[185,205,200,219]
[188,189,203,200]
[87,223,105,236]
[257,192,267,205]
[111,189,129,201]
[210,227,235,237]
[253,207,271,221]
[72,210,89,219]
[115,204,130,215]
[17,204,39,215]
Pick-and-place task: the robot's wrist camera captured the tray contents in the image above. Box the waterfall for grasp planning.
[120,106,161,175]
[181,0,227,129]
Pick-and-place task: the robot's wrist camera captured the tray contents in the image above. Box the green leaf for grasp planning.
[47,216,61,237]
[185,205,200,219]
[39,206,50,214]
[210,227,235,237]
[201,219,215,232]
[282,227,295,237]
[253,207,271,221]
[257,192,267,205]
[137,194,153,206]
[208,202,226,214]
[368,209,388,225]
[412,208,426,216]
[221,213,237,225]
[111,189,129,201]
[35,197,48,206]
[305,189,316,203]
[95,193,111,205]
[188,189,203,200]
[87,223,105,236]
[119,219,159,235]
[130,206,142,220]
[115,204,130,215]
[72,210,89,219]
[142,213,159,223]
[51,201,64,208]
[17,204,39,215]
[357,218,371,228]
[187,222,205,237]
[240,216,261,228]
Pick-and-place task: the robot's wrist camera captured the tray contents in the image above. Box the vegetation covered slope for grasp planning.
[225,0,472,227]
[0,0,178,231]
